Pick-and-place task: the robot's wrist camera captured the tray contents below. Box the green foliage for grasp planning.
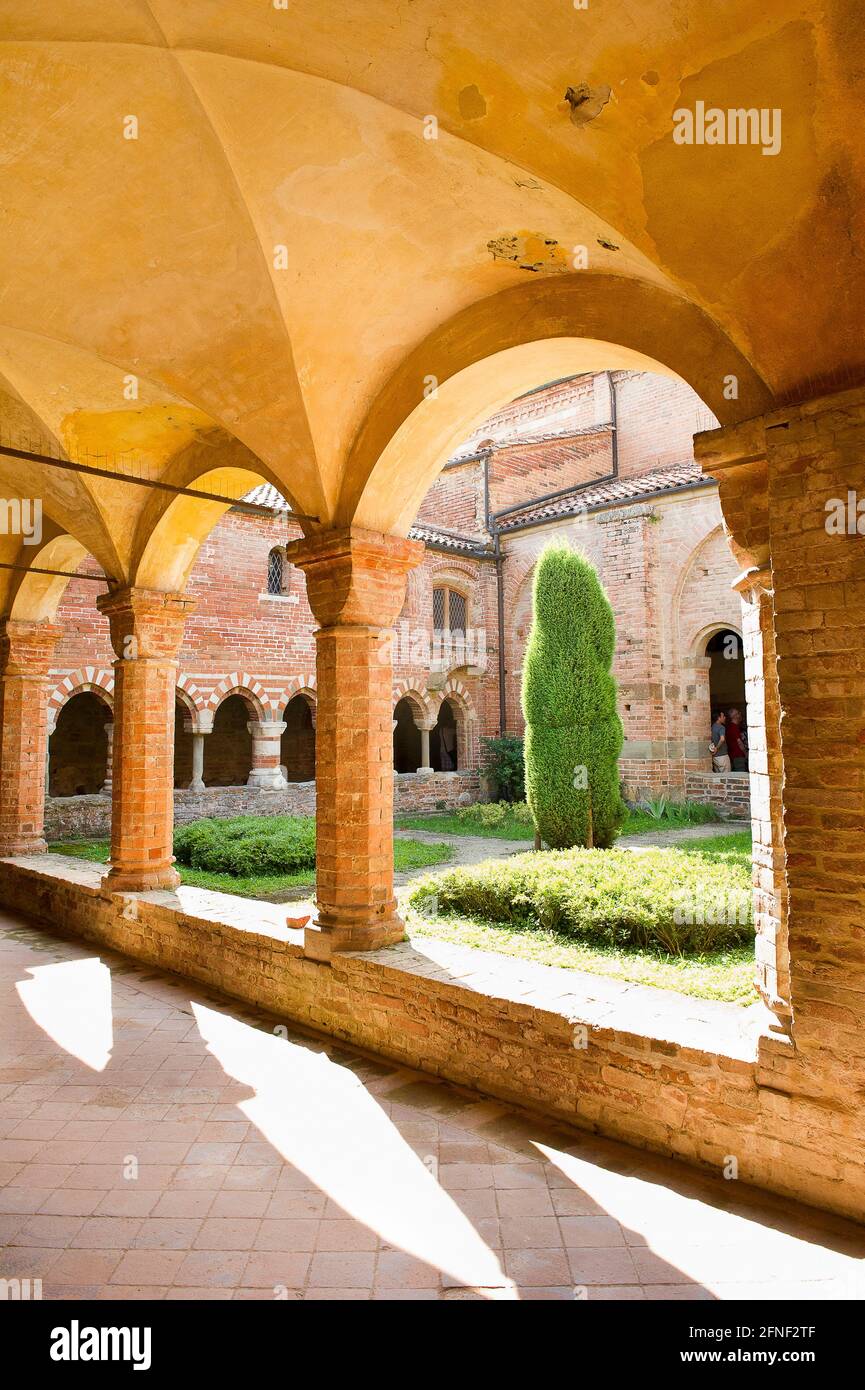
[173,814,316,877]
[640,794,669,821]
[480,735,525,802]
[409,842,752,955]
[521,544,625,849]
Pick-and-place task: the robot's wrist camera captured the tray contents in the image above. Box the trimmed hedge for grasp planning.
[173,815,316,877]
[522,543,625,849]
[408,845,753,954]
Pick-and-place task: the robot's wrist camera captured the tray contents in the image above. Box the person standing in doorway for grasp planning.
[710,710,731,771]
[726,707,748,771]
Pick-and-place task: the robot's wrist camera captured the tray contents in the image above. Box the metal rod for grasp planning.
[0,560,114,583]
[0,444,318,523]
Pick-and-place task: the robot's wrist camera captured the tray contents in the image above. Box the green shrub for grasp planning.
[409,845,752,954]
[522,544,626,849]
[480,735,525,802]
[511,801,534,824]
[173,815,316,876]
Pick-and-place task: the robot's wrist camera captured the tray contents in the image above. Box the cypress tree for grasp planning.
[521,542,625,848]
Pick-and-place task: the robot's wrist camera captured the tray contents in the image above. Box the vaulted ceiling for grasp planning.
[0,1,862,609]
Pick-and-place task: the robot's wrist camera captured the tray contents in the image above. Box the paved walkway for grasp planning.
[1,906,862,1301]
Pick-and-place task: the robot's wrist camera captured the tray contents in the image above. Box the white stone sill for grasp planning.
[4,853,761,1065]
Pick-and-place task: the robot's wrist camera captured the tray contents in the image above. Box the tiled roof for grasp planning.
[242,461,713,545]
[496,460,711,531]
[241,485,489,555]
[407,523,489,555]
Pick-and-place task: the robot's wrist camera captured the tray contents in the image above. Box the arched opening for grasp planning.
[174,698,195,789]
[204,694,253,787]
[430,698,458,772]
[48,692,111,797]
[281,695,316,782]
[707,628,747,768]
[393,698,422,773]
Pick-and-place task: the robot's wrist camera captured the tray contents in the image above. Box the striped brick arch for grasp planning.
[392,679,435,724]
[175,674,208,714]
[207,672,272,720]
[282,673,317,710]
[47,668,114,729]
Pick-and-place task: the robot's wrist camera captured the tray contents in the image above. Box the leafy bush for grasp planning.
[480,735,525,802]
[173,815,316,877]
[522,544,625,849]
[409,844,752,954]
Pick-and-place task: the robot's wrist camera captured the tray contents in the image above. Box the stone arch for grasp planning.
[47,669,115,731]
[432,680,478,772]
[176,674,207,721]
[280,673,317,711]
[281,689,317,783]
[204,688,263,788]
[48,688,113,797]
[393,696,423,773]
[391,681,435,726]
[344,276,773,536]
[208,673,271,722]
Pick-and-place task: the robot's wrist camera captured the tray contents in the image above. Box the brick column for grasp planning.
[697,386,865,1076]
[96,588,194,892]
[286,528,424,959]
[734,567,790,1033]
[0,620,61,855]
[247,720,287,789]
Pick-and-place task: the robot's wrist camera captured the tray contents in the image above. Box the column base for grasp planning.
[303,911,406,961]
[0,835,47,857]
[102,864,182,893]
[247,770,288,791]
[188,778,205,792]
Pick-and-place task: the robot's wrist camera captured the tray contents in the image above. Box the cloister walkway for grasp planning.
[1,907,862,1301]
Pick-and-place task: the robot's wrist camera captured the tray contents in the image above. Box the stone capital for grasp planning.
[694,417,769,571]
[286,527,424,628]
[0,620,63,676]
[96,587,195,661]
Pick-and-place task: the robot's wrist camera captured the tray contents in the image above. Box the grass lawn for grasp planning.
[49,835,453,900]
[396,800,730,841]
[408,831,756,1005]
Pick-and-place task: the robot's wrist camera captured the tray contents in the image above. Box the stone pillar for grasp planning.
[247,720,287,789]
[417,721,434,776]
[286,527,424,958]
[189,732,206,791]
[0,620,61,855]
[96,588,194,892]
[101,720,114,796]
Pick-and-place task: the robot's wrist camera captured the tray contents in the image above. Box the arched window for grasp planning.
[432,586,467,635]
[267,547,284,595]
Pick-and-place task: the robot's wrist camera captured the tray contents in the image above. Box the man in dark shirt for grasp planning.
[726,708,748,771]
[710,710,730,771]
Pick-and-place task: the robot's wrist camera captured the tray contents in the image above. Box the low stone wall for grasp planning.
[1,854,861,1224]
[44,770,481,840]
[684,770,751,817]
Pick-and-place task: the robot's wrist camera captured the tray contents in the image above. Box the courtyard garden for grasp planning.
[50,813,453,900]
[405,830,755,1004]
[396,796,724,841]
